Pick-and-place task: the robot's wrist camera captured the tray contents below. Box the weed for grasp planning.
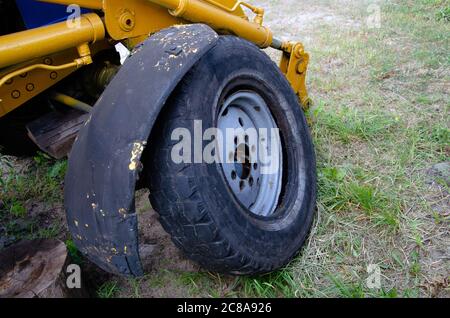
[238,269,298,298]
[66,239,84,265]
[436,6,450,21]
[97,281,120,298]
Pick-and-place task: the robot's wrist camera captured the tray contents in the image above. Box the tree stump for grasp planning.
[0,239,88,298]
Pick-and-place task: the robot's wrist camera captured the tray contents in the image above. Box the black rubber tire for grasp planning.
[146,36,317,275]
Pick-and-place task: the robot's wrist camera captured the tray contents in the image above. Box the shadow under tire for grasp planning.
[146,36,317,275]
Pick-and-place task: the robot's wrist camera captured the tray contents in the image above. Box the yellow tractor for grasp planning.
[0,0,316,276]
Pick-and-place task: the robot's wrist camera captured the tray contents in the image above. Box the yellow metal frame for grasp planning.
[279,42,312,110]
[0,13,105,69]
[0,40,112,116]
[0,0,310,118]
[146,0,272,47]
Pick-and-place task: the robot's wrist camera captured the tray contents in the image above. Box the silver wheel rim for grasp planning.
[217,91,283,217]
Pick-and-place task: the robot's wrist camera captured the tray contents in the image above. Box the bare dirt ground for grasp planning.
[1,0,448,298]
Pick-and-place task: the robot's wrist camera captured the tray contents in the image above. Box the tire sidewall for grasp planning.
[176,37,317,263]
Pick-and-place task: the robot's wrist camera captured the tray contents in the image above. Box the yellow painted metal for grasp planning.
[146,0,272,47]
[203,0,264,25]
[102,0,182,41]
[0,0,311,118]
[0,13,105,69]
[0,61,79,89]
[0,43,93,89]
[102,0,247,42]
[204,0,246,17]
[0,51,78,117]
[279,42,311,110]
[0,41,111,117]
[51,92,92,113]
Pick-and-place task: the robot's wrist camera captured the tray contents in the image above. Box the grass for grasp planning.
[97,281,120,298]
[0,153,67,245]
[1,153,66,208]
[297,0,449,297]
[66,239,84,265]
[237,269,298,298]
[318,164,403,230]
[1,0,448,298]
[314,105,400,144]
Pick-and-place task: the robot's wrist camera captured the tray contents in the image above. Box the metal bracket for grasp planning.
[279,42,312,111]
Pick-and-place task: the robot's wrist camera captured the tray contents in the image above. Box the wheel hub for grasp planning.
[217,91,283,217]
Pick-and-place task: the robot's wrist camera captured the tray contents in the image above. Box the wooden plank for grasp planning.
[27,110,89,159]
[0,239,89,298]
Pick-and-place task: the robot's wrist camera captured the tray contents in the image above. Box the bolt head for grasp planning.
[11,90,21,99]
[26,83,35,92]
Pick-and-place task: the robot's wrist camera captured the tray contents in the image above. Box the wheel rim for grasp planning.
[217,91,283,217]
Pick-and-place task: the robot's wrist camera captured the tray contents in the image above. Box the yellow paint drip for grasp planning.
[129,141,146,171]
[118,208,127,218]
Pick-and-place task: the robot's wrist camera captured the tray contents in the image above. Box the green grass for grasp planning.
[237,269,298,298]
[314,105,399,144]
[1,153,66,211]
[298,1,450,297]
[317,164,403,230]
[97,281,120,298]
[283,0,448,297]
[66,239,84,265]
[0,153,67,244]
[177,272,213,294]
